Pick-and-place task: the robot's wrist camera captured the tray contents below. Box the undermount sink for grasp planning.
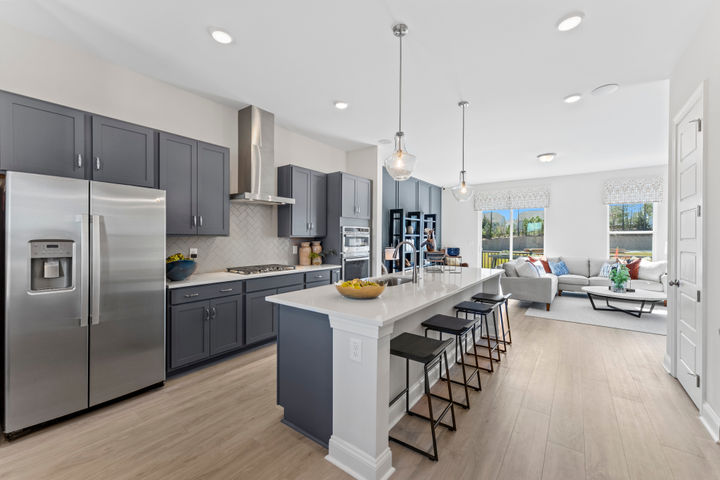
[384,277,413,287]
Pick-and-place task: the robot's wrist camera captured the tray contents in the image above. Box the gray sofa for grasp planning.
[500,256,667,310]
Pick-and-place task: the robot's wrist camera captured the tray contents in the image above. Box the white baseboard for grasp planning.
[326,436,395,480]
[663,353,673,376]
[700,402,720,443]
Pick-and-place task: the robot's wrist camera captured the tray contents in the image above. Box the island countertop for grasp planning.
[266,267,504,327]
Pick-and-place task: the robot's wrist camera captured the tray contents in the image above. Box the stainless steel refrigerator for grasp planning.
[2,171,166,434]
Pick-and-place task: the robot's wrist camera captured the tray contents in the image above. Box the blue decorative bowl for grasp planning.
[166,260,197,281]
[447,247,460,257]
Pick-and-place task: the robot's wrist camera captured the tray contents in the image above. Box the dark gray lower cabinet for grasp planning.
[209,295,244,355]
[170,301,210,369]
[245,288,276,345]
[331,268,341,283]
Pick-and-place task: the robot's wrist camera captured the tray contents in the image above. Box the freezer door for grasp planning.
[4,172,90,433]
[89,181,166,406]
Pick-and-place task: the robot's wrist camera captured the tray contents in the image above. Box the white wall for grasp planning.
[441,165,668,267]
[275,126,346,174]
[669,1,720,440]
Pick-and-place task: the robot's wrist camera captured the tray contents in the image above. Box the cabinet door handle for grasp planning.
[219,288,233,292]
[184,292,200,298]
[77,154,83,168]
[95,156,101,170]
[199,215,203,227]
[192,215,197,228]
[204,307,210,320]
[210,307,217,318]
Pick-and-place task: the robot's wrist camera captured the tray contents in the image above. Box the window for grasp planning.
[608,203,653,260]
[481,208,545,268]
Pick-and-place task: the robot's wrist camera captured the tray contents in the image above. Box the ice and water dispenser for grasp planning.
[29,240,74,291]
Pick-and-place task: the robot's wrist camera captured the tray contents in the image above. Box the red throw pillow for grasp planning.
[625,258,641,280]
[528,256,552,274]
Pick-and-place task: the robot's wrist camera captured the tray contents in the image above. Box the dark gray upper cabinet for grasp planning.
[197,142,230,236]
[398,178,417,212]
[309,172,327,236]
[159,132,197,235]
[169,301,210,369]
[91,116,155,188]
[0,92,85,178]
[341,174,356,217]
[328,172,372,220]
[245,288,277,344]
[159,133,229,236]
[209,295,244,355]
[277,165,327,237]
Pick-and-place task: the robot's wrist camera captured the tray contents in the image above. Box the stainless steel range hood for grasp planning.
[230,105,295,205]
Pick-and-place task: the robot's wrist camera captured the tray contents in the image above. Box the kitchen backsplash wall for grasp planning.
[166,203,296,273]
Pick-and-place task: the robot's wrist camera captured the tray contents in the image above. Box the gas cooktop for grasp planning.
[226,264,296,275]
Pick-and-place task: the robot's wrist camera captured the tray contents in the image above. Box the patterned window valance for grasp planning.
[602,176,663,204]
[473,187,550,211]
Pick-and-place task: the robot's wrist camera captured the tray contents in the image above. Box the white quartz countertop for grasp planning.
[266,268,503,327]
[167,264,341,289]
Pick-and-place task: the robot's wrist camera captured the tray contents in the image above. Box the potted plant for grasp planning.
[608,264,630,293]
[309,249,338,266]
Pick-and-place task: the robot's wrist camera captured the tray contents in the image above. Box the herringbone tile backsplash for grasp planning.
[166,203,297,273]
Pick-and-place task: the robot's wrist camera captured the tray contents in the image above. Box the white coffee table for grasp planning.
[581,286,666,318]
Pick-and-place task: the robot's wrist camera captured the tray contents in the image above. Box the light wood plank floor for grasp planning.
[1,302,718,480]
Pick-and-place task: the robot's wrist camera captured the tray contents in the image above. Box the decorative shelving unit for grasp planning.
[387,209,424,273]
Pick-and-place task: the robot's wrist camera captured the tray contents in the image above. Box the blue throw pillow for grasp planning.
[599,262,618,278]
[549,260,569,276]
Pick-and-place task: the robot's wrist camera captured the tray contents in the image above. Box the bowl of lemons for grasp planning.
[166,253,197,281]
[335,278,386,299]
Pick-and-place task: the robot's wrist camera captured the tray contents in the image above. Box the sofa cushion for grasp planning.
[638,260,667,283]
[549,260,569,276]
[517,261,541,278]
[557,274,590,286]
[502,262,518,277]
[589,258,609,277]
[589,276,612,286]
[631,280,665,293]
[560,256,590,277]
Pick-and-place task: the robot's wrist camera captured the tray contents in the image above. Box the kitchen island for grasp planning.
[266,268,504,480]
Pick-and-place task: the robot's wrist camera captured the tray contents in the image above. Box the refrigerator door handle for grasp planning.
[79,214,90,327]
[91,214,102,325]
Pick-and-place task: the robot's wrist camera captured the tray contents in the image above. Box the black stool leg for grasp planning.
[505,300,513,344]
[443,351,457,431]
[455,332,470,408]
[424,363,439,461]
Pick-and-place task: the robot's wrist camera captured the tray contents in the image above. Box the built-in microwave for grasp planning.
[341,226,370,258]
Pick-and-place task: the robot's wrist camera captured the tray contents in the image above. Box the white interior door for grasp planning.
[672,88,703,409]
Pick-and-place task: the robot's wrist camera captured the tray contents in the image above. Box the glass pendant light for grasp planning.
[384,24,416,181]
[451,101,474,202]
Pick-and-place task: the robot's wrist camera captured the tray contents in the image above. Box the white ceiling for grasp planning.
[0,0,710,185]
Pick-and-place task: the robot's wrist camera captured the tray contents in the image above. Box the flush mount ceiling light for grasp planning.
[556,12,585,32]
[592,83,620,96]
[450,101,474,202]
[384,23,417,181]
[564,93,582,104]
[537,153,556,163]
[377,139,392,145]
[209,28,233,44]
[334,101,349,110]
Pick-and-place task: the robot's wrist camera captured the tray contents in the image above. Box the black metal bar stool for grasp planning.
[472,292,512,346]
[454,301,501,372]
[421,314,481,409]
[389,332,457,461]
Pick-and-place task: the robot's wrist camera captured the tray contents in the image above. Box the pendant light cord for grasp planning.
[461,102,465,172]
[398,34,403,133]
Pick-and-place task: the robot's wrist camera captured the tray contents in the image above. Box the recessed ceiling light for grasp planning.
[564,93,582,104]
[537,153,556,163]
[557,12,585,32]
[334,101,349,110]
[378,139,392,145]
[209,28,233,44]
[592,83,620,96]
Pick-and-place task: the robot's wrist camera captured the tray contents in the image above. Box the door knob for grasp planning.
[668,279,680,287]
